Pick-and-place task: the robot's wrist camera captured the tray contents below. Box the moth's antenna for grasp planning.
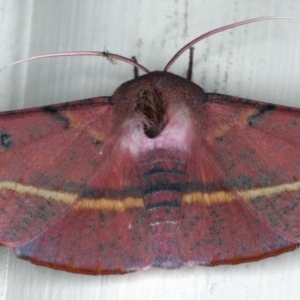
[164,16,297,72]
[0,51,150,74]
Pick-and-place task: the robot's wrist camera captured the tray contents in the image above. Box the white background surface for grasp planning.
[0,1,300,299]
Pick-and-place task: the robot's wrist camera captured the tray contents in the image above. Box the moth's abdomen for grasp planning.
[136,149,188,268]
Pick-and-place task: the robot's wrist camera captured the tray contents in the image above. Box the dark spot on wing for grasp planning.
[248,104,276,126]
[42,106,69,128]
[0,131,13,149]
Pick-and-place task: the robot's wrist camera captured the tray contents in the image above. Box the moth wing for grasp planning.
[179,94,300,266]
[0,97,152,274]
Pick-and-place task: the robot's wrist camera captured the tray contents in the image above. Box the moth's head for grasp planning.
[111,71,205,139]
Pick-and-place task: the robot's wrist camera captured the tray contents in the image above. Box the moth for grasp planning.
[0,17,299,275]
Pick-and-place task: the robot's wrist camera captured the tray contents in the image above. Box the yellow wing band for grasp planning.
[0,181,143,211]
[183,181,300,205]
[1,180,299,211]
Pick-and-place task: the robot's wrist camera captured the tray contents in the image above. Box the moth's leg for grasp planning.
[131,56,139,79]
[186,47,195,81]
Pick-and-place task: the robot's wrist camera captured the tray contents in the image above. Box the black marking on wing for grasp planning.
[42,106,70,128]
[0,131,13,150]
[248,104,277,126]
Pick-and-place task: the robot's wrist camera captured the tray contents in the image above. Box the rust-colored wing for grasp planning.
[178,94,300,266]
[0,97,152,274]
[1,71,300,274]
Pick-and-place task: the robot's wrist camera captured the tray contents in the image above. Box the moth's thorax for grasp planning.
[120,104,192,156]
[113,71,205,156]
